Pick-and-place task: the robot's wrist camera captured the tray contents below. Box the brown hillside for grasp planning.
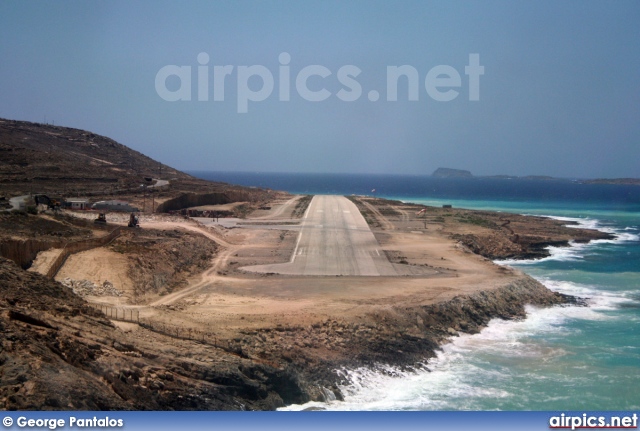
[0,118,266,204]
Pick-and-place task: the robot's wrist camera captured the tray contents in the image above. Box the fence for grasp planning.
[90,304,139,323]
[89,303,226,348]
[46,226,123,279]
[138,320,224,348]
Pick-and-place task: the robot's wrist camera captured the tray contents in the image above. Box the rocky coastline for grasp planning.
[245,275,579,406]
[1,252,581,410]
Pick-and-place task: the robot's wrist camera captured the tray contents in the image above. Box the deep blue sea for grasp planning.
[192,171,640,410]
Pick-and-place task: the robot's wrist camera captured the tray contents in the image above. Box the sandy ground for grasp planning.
[55,248,134,301]
[56,195,520,339]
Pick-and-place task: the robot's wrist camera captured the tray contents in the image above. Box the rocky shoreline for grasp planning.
[1,254,580,410]
[257,276,579,406]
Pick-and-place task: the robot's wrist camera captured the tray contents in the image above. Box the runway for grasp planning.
[242,195,397,276]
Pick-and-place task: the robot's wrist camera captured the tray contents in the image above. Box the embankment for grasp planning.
[0,238,65,269]
[0,228,122,277]
[157,190,269,213]
[219,275,577,403]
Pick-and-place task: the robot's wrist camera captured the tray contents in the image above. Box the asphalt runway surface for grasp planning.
[243,195,397,276]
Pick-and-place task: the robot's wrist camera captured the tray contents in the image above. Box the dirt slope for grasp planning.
[0,257,306,410]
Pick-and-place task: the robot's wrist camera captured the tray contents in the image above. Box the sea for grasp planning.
[192,172,640,410]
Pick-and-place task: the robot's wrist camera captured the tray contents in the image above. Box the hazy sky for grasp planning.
[1,1,639,178]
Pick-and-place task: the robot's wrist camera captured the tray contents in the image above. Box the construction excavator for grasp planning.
[128,212,140,228]
[34,194,61,210]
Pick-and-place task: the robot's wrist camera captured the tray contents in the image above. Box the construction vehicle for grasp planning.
[34,194,62,210]
[128,212,140,228]
[94,213,107,224]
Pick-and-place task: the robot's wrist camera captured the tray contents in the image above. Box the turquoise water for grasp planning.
[283,197,640,411]
[191,172,639,410]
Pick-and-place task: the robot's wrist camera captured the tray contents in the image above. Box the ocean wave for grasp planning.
[496,241,591,266]
[593,232,640,243]
[496,215,638,266]
[280,278,635,411]
[280,359,512,411]
[544,215,639,242]
[536,277,635,311]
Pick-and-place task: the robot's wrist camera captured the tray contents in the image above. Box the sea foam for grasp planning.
[280,276,633,411]
[496,215,639,266]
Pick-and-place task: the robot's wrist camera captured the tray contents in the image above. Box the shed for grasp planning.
[67,199,90,210]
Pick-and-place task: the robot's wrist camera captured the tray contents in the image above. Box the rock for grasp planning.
[148,380,164,390]
[60,278,123,297]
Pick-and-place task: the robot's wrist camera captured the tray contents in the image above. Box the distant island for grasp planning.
[432,167,473,178]
[432,167,640,185]
[580,178,640,186]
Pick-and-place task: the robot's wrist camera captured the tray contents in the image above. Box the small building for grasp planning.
[66,199,90,210]
[442,204,453,209]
